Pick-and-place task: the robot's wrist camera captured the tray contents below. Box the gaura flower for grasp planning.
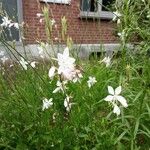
[30,61,37,68]
[87,76,97,88]
[101,56,111,67]
[64,95,75,112]
[12,23,19,29]
[113,11,121,21]
[104,86,128,116]
[42,98,53,111]
[1,16,19,29]
[49,47,83,82]
[0,16,11,27]
[53,80,68,93]
[118,29,127,42]
[56,47,77,81]
[36,13,43,18]
[51,19,56,26]
[57,47,75,74]
[19,57,28,70]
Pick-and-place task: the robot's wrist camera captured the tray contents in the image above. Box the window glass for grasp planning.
[80,0,98,12]
[0,0,19,41]
[102,0,114,11]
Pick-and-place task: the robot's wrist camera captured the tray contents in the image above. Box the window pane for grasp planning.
[80,0,98,12]
[0,0,19,41]
[102,0,114,11]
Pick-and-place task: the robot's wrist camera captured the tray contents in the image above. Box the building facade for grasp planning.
[1,0,118,44]
[23,0,117,44]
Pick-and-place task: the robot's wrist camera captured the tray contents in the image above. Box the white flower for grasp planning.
[55,37,59,41]
[118,30,127,41]
[57,47,75,73]
[48,66,56,79]
[13,23,19,29]
[0,17,19,29]
[0,17,11,27]
[64,96,75,112]
[36,13,43,17]
[53,80,67,93]
[101,57,111,67]
[87,76,97,88]
[57,47,76,80]
[51,19,55,26]
[113,11,121,22]
[1,56,8,64]
[104,86,128,115]
[39,18,43,23]
[19,57,28,70]
[30,61,37,68]
[105,86,128,107]
[42,98,53,111]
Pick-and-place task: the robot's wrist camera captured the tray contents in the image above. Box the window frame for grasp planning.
[17,0,23,42]
[40,0,71,5]
[80,0,113,19]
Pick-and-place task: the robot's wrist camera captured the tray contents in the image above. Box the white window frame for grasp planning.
[80,0,113,19]
[17,0,23,42]
[40,0,71,4]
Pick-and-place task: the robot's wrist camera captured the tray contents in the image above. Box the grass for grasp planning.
[0,51,150,149]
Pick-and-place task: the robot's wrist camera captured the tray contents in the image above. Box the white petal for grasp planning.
[53,87,60,93]
[104,95,114,101]
[108,86,115,95]
[57,53,63,61]
[113,105,120,116]
[30,61,36,68]
[48,66,56,78]
[116,96,128,107]
[63,47,69,57]
[87,82,91,88]
[64,99,68,107]
[115,86,122,95]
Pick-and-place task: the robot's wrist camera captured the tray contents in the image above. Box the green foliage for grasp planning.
[0,54,150,149]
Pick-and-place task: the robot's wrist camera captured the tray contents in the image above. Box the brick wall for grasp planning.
[22,0,118,44]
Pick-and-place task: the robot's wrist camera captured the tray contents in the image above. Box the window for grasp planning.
[0,0,22,41]
[40,0,71,4]
[80,0,114,19]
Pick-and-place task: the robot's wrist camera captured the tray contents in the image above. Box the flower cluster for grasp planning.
[104,86,128,116]
[0,16,19,29]
[45,47,83,112]
[49,47,83,82]
[19,57,37,70]
[36,12,55,25]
